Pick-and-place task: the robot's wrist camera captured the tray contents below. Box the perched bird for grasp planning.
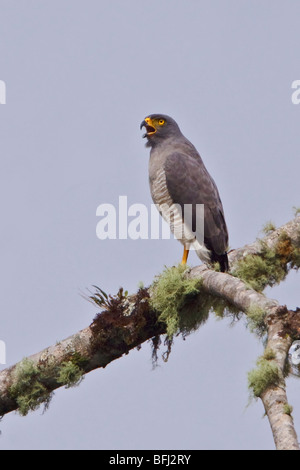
[140,114,229,272]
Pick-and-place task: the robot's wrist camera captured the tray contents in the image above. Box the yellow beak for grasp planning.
[140,117,156,137]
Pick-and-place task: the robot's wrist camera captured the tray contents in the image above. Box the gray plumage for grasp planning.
[140,114,229,272]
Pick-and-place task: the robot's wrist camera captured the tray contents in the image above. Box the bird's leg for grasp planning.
[181,247,189,265]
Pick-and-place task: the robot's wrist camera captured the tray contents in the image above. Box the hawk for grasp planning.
[140,114,229,272]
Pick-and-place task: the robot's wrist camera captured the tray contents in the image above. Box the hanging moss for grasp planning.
[149,264,204,339]
[8,354,86,416]
[56,361,84,388]
[246,305,267,338]
[248,355,281,398]
[149,264,240,342]
[9,358,53,416]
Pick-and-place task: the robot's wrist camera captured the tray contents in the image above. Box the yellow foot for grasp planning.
[181,247,189,265]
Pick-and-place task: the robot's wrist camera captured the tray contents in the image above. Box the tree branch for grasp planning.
[0,216,299,449]
[0,288,165,416]
[189,215,300,450]
[261,308,299,450]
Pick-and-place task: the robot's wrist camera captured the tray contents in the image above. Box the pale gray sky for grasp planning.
[0,0,299,450]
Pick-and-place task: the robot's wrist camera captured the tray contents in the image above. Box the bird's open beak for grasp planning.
[140,117,156,138]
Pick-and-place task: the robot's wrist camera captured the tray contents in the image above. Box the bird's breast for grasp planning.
[150,167,196,246]
[150,167,171,208]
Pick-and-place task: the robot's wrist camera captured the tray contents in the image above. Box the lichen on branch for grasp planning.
[149,264,204,339]
[248,352,281,399]
[232,231,300,292]
[0,215,299,449]
[9,358,53,416]
[149,264,239,342]
[8,355,85,416]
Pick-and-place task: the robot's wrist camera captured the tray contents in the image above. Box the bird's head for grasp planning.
[140,114,181,147]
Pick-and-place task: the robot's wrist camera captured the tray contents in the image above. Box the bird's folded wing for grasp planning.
[164,152,228,255]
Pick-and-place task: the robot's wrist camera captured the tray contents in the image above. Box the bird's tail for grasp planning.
[211,252,229,273]
[192,240,229,272]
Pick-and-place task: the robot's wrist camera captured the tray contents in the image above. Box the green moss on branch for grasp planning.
[8,355,85,416]
[246,305,267,337]
[149,264,239,342]
[283,403,293,416]
[248,354,281,398]
[149,264,204,339]
[56,361,84,388]
[9,358,53,416]
[233,231,300,292]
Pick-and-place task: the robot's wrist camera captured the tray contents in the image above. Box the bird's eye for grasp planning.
[158,119,165,126]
